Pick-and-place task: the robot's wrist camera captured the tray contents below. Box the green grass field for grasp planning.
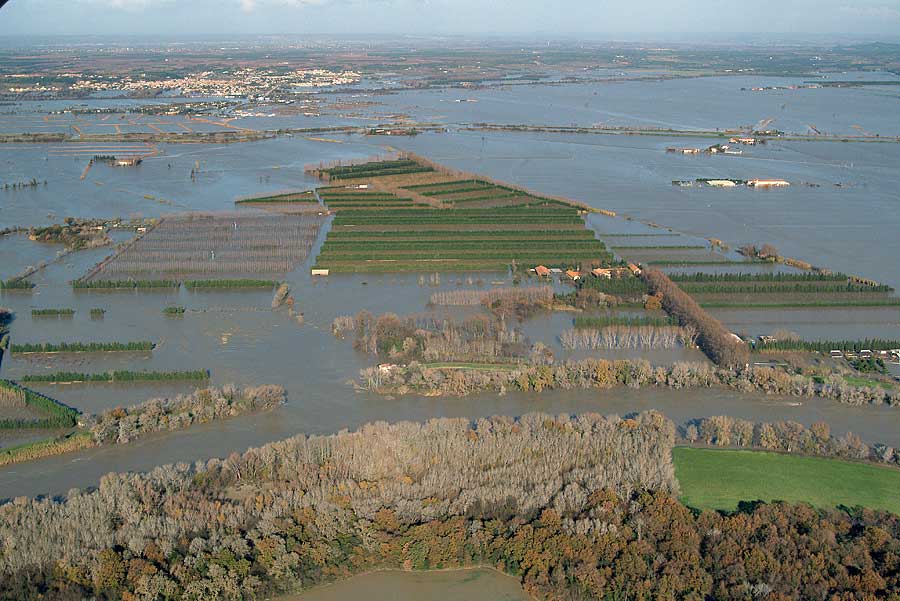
[674,447,900,514]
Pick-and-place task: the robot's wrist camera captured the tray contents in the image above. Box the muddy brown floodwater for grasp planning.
[275,569,530,601]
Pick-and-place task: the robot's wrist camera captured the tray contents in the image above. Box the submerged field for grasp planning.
[83,212,326,281]
[674,447,900,514]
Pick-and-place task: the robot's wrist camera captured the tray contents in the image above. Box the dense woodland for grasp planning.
[1,412,899,600]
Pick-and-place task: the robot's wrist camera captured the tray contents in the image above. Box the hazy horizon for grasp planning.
[2,0,900,39]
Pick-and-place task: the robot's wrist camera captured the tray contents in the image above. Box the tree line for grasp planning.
[359,358,900,407]
[10,341,155,354]
[641,268,750,367]
[683,416,898,466]
[20,370,209,384]
[755,338,900,353]
[88,384,285,445]
[670,271,850,282]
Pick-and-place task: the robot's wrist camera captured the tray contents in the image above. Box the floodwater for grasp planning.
[278,569,529,601]
[3,71,900,500]
[368,72,900,136]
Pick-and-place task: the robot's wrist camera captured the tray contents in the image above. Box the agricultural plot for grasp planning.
[234,190,319,205]
[315,207,610,273]
[308,156,612,273]
[0,380,78,429]
[83,213,326,281]
[401,179,575,210]
[674,447,900,514]
[317,188,430,210]
[311,158,435,181]
[672,272,900,308]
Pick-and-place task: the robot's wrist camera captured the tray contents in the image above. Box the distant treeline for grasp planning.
[73,279,278,290]
[670,272,850,283]
[20,370,209,384]
[755,339,900,353]
[684,283,895,294]
[11,341,154,354]
[0,380,78,429]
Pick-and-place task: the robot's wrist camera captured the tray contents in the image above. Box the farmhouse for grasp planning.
[534,265,551,277]
[565,270,582,281]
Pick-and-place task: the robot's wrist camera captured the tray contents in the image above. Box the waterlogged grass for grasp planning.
[839,376,895,390]
[674,447,900,514]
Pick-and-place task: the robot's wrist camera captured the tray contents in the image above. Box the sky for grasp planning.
[1,0,900,38]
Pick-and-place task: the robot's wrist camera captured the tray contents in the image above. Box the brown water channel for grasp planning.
[276,568,530,601]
